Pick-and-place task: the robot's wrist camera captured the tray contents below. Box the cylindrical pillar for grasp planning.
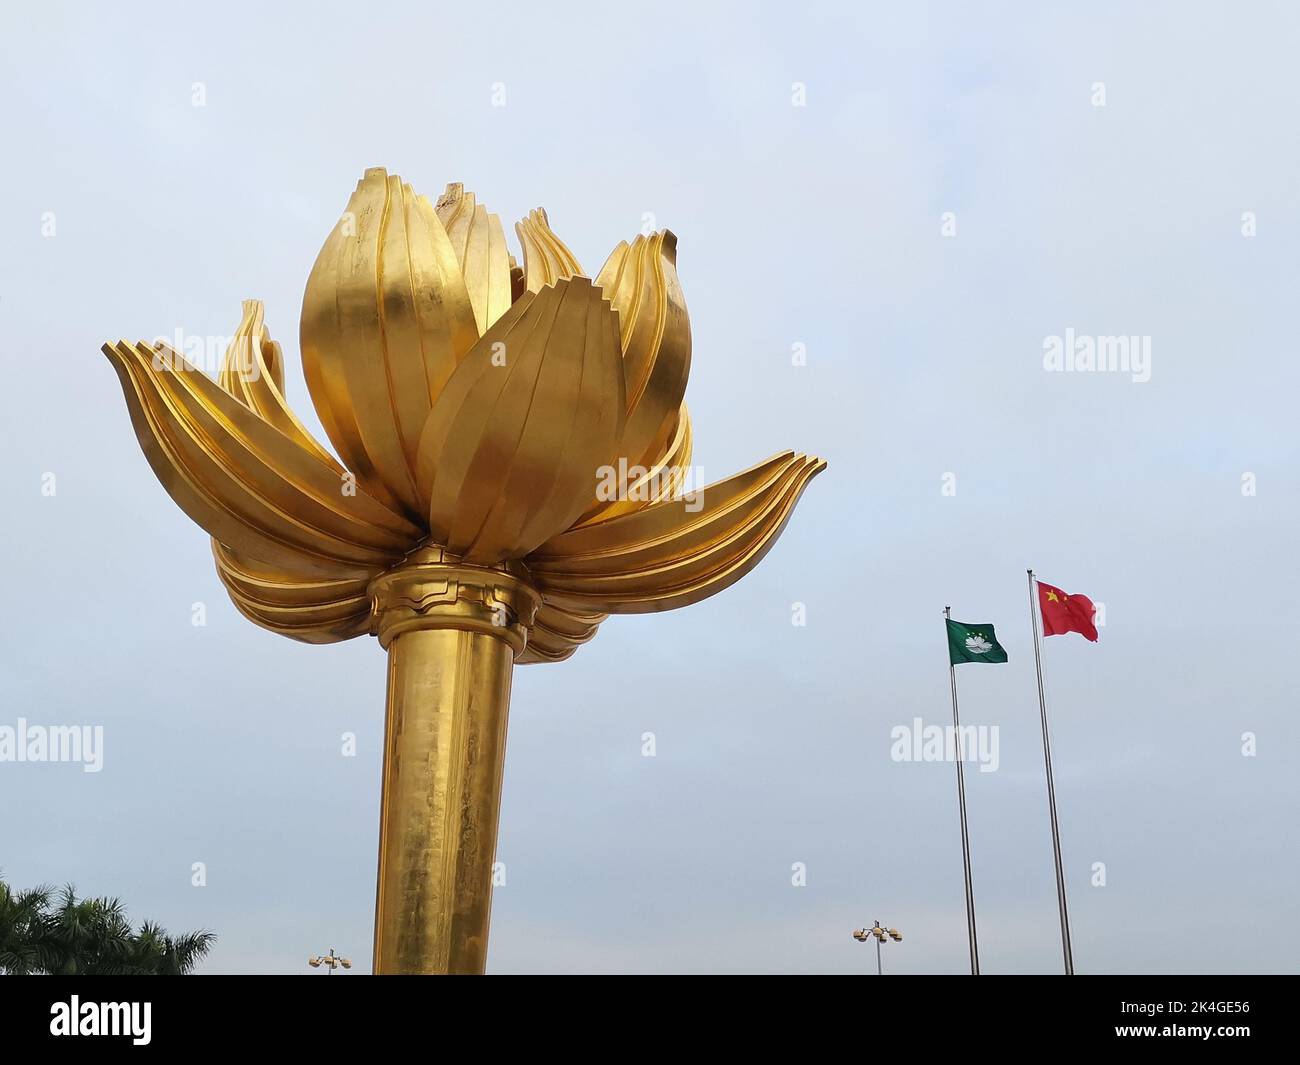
[368,547,540,974]
[373,627,514,974]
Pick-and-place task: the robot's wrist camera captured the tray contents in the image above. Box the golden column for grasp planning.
[103,169,824,974]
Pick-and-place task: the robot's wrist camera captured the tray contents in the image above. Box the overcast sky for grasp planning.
[2,0,1297,974]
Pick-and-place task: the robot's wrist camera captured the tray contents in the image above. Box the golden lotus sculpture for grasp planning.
[102,167,824,974]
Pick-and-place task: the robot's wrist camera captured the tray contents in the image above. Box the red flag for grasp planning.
[1037,581,1098,642]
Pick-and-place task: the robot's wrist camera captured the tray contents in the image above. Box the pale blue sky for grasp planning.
[1,0,1296,973]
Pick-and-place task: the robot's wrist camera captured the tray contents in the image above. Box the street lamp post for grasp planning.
[308,948,352,974]
[852,921,903,975]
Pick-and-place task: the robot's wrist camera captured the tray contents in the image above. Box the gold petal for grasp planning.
[435,182,514,335]
[102,339,420,578]
[528,452,825,613]
[643,403,694,502]
[218,300,342,469]
[575,402,693,526]
[301,168,479,517]
[515,208,583,293]
[213,541,374,643]
[509,253,526,303]
[517,600,607,664]
[595,231,691,475]
[416,277,627,563]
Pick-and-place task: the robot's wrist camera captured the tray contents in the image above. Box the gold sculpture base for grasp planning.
[369,547,539,974]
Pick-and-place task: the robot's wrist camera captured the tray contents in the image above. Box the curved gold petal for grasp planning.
[517,600,607,665]
[575,402,693,526]
[218,300,342,470]
[595,230,691,476]
[213,541,374,644]
[435,182,513,335]
[515,209,583,293]
[527,452,825,613]
[301,167,479,517]
[643,403,693,501]
[102,339,420,578]
[416,277,626,563]
[508,252,527,303]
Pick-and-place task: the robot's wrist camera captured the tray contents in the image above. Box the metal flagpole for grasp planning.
[944,606,980,975]
[1027,570,1075,975]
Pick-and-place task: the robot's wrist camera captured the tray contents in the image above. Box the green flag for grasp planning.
[946,619,1008,665]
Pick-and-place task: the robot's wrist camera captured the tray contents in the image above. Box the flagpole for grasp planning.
[944,606,980,975]
[1027,570,1075,975]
